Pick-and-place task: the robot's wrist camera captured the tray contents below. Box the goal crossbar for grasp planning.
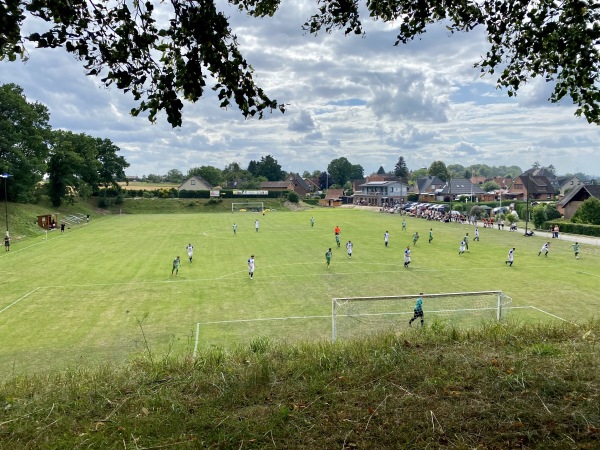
[332,290,512,342]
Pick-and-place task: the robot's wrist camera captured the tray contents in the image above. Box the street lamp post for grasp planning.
[523,175,530,236]
[1,173,12,237]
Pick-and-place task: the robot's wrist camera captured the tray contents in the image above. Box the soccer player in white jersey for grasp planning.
[506,247,515,266]
[346,240,353,258]
[404,246,411,268]
[459,240,466,255]
[186,243,194,263]
[538,242,550,257]
[384,231,389,247]
[255,220,259,232]
[248,255,255,279]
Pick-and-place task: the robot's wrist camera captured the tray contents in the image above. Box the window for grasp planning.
[191,179,196,185]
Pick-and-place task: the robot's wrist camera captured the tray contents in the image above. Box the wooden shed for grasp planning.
[37,214,58,230]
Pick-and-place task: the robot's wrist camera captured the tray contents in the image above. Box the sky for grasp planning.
[1,1,599,179]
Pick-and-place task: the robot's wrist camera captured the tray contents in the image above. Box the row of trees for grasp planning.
[0,84,129,206]
[140,155,529,194]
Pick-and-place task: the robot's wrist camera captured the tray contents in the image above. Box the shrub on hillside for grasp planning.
[572,197,600,225]
[287,191,300,203]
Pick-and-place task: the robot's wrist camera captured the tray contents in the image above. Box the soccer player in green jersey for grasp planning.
[571,242,580,259]
[171,256,181,276]
[409,294,424,327]
[325,248,332,267]
[311,217,315,228]
[402,219,407,231]
[335,233,341,248]
[412,231,419,245]
[428,228,433,243]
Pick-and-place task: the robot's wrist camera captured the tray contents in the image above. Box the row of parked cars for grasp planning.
[398,202,451,214]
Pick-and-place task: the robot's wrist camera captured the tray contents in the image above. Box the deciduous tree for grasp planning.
[0,83,50,202]
[188,166,223,187]
[328,157,353,185]
[428,161,449,182]
[4,1,597,125]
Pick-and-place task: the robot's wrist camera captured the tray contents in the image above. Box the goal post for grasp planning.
[332,290,512,342]
[231,202,264,213]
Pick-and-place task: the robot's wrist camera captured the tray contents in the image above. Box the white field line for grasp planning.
[526,306,578,325]
[0,287,40,315]
[193,322,200,359]
[195,305,568,328]
[198,314,330,325]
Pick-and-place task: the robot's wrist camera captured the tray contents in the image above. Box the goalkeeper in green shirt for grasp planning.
[409,294,424,327]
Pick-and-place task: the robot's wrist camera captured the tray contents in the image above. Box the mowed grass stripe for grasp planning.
[0,208,598,376]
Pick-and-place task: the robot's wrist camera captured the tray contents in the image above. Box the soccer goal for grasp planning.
[331,290,512,342]
[232,202,264,213]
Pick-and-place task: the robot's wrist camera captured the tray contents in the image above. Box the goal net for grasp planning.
[232,202,264,213]
[332,290,512,342]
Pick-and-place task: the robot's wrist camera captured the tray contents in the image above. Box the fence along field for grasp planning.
[0,208,598,376]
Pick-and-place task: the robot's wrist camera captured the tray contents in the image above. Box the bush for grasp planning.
[287,191,300,203]
[572,197,600,225]
[532,205,547,228]
[542,220,600,237]
[546,204,562,221]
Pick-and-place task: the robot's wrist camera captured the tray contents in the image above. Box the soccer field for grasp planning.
[1,208,598,376]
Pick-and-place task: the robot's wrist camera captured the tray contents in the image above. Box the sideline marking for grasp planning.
[193,322,200,358]
[0,287,40,315]
[198,314,330,325]
[527,306,577,325]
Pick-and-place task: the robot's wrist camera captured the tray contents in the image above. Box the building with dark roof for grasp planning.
[557,184,600,219]
[508,174,555,200]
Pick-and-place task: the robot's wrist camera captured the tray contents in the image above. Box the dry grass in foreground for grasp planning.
[1,320,599,449]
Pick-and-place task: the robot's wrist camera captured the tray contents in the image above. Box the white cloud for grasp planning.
[1,1,598,178]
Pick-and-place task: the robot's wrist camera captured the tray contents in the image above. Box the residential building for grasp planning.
[319,188,344,207]
[508,174,555,200]
[523,167,560,192]
[260,181,294,193]
[286,173,312,196]
[556,176,583,198]
[557,184,600,219]
[415,176,446,195]
[439,178,486,201]
[178,176,213,191]
[353,180,408,206]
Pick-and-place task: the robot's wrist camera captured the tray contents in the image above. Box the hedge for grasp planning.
[541,220,600,237]
[177,190,287,199]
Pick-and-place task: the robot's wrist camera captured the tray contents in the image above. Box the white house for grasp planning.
[178,176,213,191]
[354,180,408,206]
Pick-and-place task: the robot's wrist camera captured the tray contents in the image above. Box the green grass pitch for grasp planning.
[0,208,598,376]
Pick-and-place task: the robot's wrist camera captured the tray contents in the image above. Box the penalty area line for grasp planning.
[198,314,330,325]
[0,287,40,315]
[193,322,200,359]
[509,305,577,325]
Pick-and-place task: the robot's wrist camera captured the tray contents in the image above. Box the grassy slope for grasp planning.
[1,201,599,448]
[0,322,598,449]
[1,205,599,377]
